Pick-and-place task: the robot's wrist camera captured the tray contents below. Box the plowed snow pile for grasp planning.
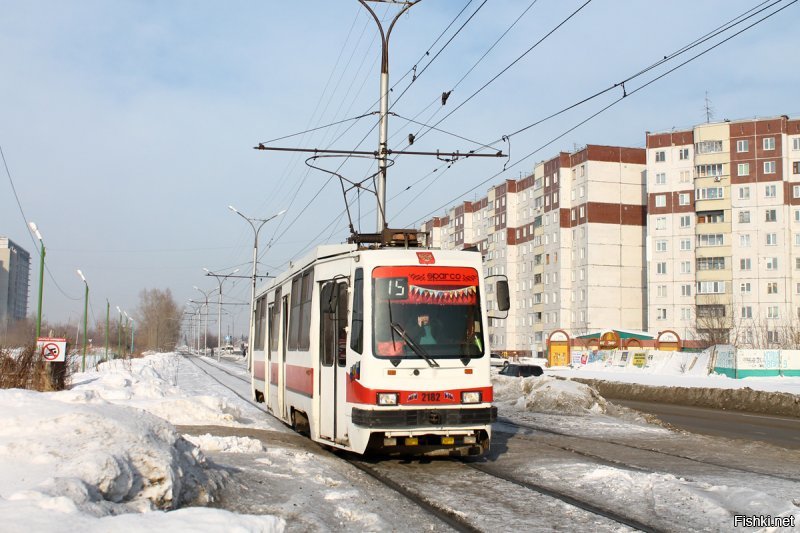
[492,374,611,415]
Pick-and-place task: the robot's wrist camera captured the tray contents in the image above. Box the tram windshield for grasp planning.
[372,266,485,360]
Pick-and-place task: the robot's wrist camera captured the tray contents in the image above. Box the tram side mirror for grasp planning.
[321,283,336,314]
[496,280,510,312]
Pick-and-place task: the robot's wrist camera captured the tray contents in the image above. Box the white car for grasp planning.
[490,353,508,367]
[517,356,549,368]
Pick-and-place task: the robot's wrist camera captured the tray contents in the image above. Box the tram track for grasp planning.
[184,353,663,530]
[497,417,800,483]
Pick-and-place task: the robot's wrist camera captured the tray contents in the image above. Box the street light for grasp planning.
[28,222,45,339]
[124,312,135,355]
[192,286,218,356]
[116,306,123,357]
[204,267,239,361]
[77,269,89,371]
[123,312,131,356]
[228,206,285,367]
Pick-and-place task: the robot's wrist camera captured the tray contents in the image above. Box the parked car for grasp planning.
[498,364,544,377]
[490,353,509,367]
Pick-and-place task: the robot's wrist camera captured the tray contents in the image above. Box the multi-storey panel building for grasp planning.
[421,144,647,356]
[0,237,31,331]
[646,115,800,346]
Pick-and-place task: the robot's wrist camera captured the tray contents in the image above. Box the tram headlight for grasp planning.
[461,391,481,404]
[377,392,398,406]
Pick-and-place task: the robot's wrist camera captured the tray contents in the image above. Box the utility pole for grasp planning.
[204,267,240,361]
[28,222,45,339]
[358,0,420,231]
[105,300,109,360]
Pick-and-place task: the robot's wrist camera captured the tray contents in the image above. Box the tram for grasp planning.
[250,229,509,456]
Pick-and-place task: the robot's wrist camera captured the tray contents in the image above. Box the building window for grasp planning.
[681,308,692,320]
[698,257,725,270]
[681,284,692,296]
[736,139,749,152]
[681,261,691,274]
[768,306,780,319]
[740,258,752,270]
[739,186,750,200]
[767,282,778,294]
[656,240,667,252]
[657,308,667,320]
[797,257,800,270]
[765,184,777,197]
[796,210,800,222]
[697,281,725,294]
[657,285,667,297]
[794,185,800,198]
[763,137,775,150]
[696,140,723,154]
[657,262,667,274]
[680,170,691,183]
[655,194,666,207]
[655,173,666,185]
[740,234,751,247]
[680,238,691,251]
[737,163,750,176]
[679,148,690,160]
[766,233,777,246]
[656,217,666,230]
[696,187,724,200]
[579,206,585,218]
[764,161,776,174]
[794,138,800,150]
[738,211,750,223]
[741,306,752,319]
[696,163,723,177]
[766,257,778,270]
[678,193,690,206]
[680,215,691,228]
[765,209,777,222]
[655,150,665,162]
[793,162,800,175]
[741,282,751,293]
[697,233,724,246]
[767,330,780,344]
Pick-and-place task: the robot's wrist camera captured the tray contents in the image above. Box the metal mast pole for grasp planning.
[204,268,239,361]
[358,0,419,231]
[28,223,45,338]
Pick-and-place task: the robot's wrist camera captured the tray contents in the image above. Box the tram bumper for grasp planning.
[352,406,497,456]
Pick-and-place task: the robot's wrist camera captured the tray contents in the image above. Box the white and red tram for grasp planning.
[251,237,508,456]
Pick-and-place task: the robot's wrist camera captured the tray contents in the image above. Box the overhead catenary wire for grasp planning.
[403,0,798,228]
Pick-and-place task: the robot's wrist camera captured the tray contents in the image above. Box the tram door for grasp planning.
[279,294,289,421]
[319,281,349,442]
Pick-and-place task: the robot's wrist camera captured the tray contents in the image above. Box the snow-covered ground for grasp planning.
[0,352,797,531]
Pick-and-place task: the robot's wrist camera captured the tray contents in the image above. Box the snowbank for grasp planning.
[493,374,611,415]
[0,352,286,531]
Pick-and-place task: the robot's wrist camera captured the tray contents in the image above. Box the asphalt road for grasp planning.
[614,399,800,450]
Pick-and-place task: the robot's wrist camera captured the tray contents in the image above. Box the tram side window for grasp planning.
[254,296,267,350]
[269,287,281,352]
[350,268,363,354]
[320,282,335,367]
[337,282,349,367]
[288,269,314,351]
[267,304,274,360]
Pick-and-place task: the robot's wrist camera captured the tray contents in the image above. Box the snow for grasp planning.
[0,353,285,532]
[0,351,798,530]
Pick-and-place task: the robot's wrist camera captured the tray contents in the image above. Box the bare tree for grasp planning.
[135,288,182,353]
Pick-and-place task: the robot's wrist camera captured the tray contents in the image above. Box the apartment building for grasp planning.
[421,145,647,356]
[646,115,800,346]
[0,237,31,330]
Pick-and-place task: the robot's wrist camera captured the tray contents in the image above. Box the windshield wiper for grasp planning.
[390,322,439,367]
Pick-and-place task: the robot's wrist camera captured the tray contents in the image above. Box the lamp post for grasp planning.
[77,269,89,371]
[203,267,239,361]
[123,311,130,355]
[105,299,110,360]
[28,222,45,339]
[192,287,217,356]
[129,315,135,355]
[116,306,123,357]
[228,206,285,367]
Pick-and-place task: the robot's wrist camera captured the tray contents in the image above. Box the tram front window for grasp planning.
[372,266,484,359]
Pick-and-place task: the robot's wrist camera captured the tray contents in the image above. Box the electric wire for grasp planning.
[0,144,81,301]
[404,0,797,227]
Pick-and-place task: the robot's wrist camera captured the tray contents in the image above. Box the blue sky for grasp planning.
[1,0,798,335]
